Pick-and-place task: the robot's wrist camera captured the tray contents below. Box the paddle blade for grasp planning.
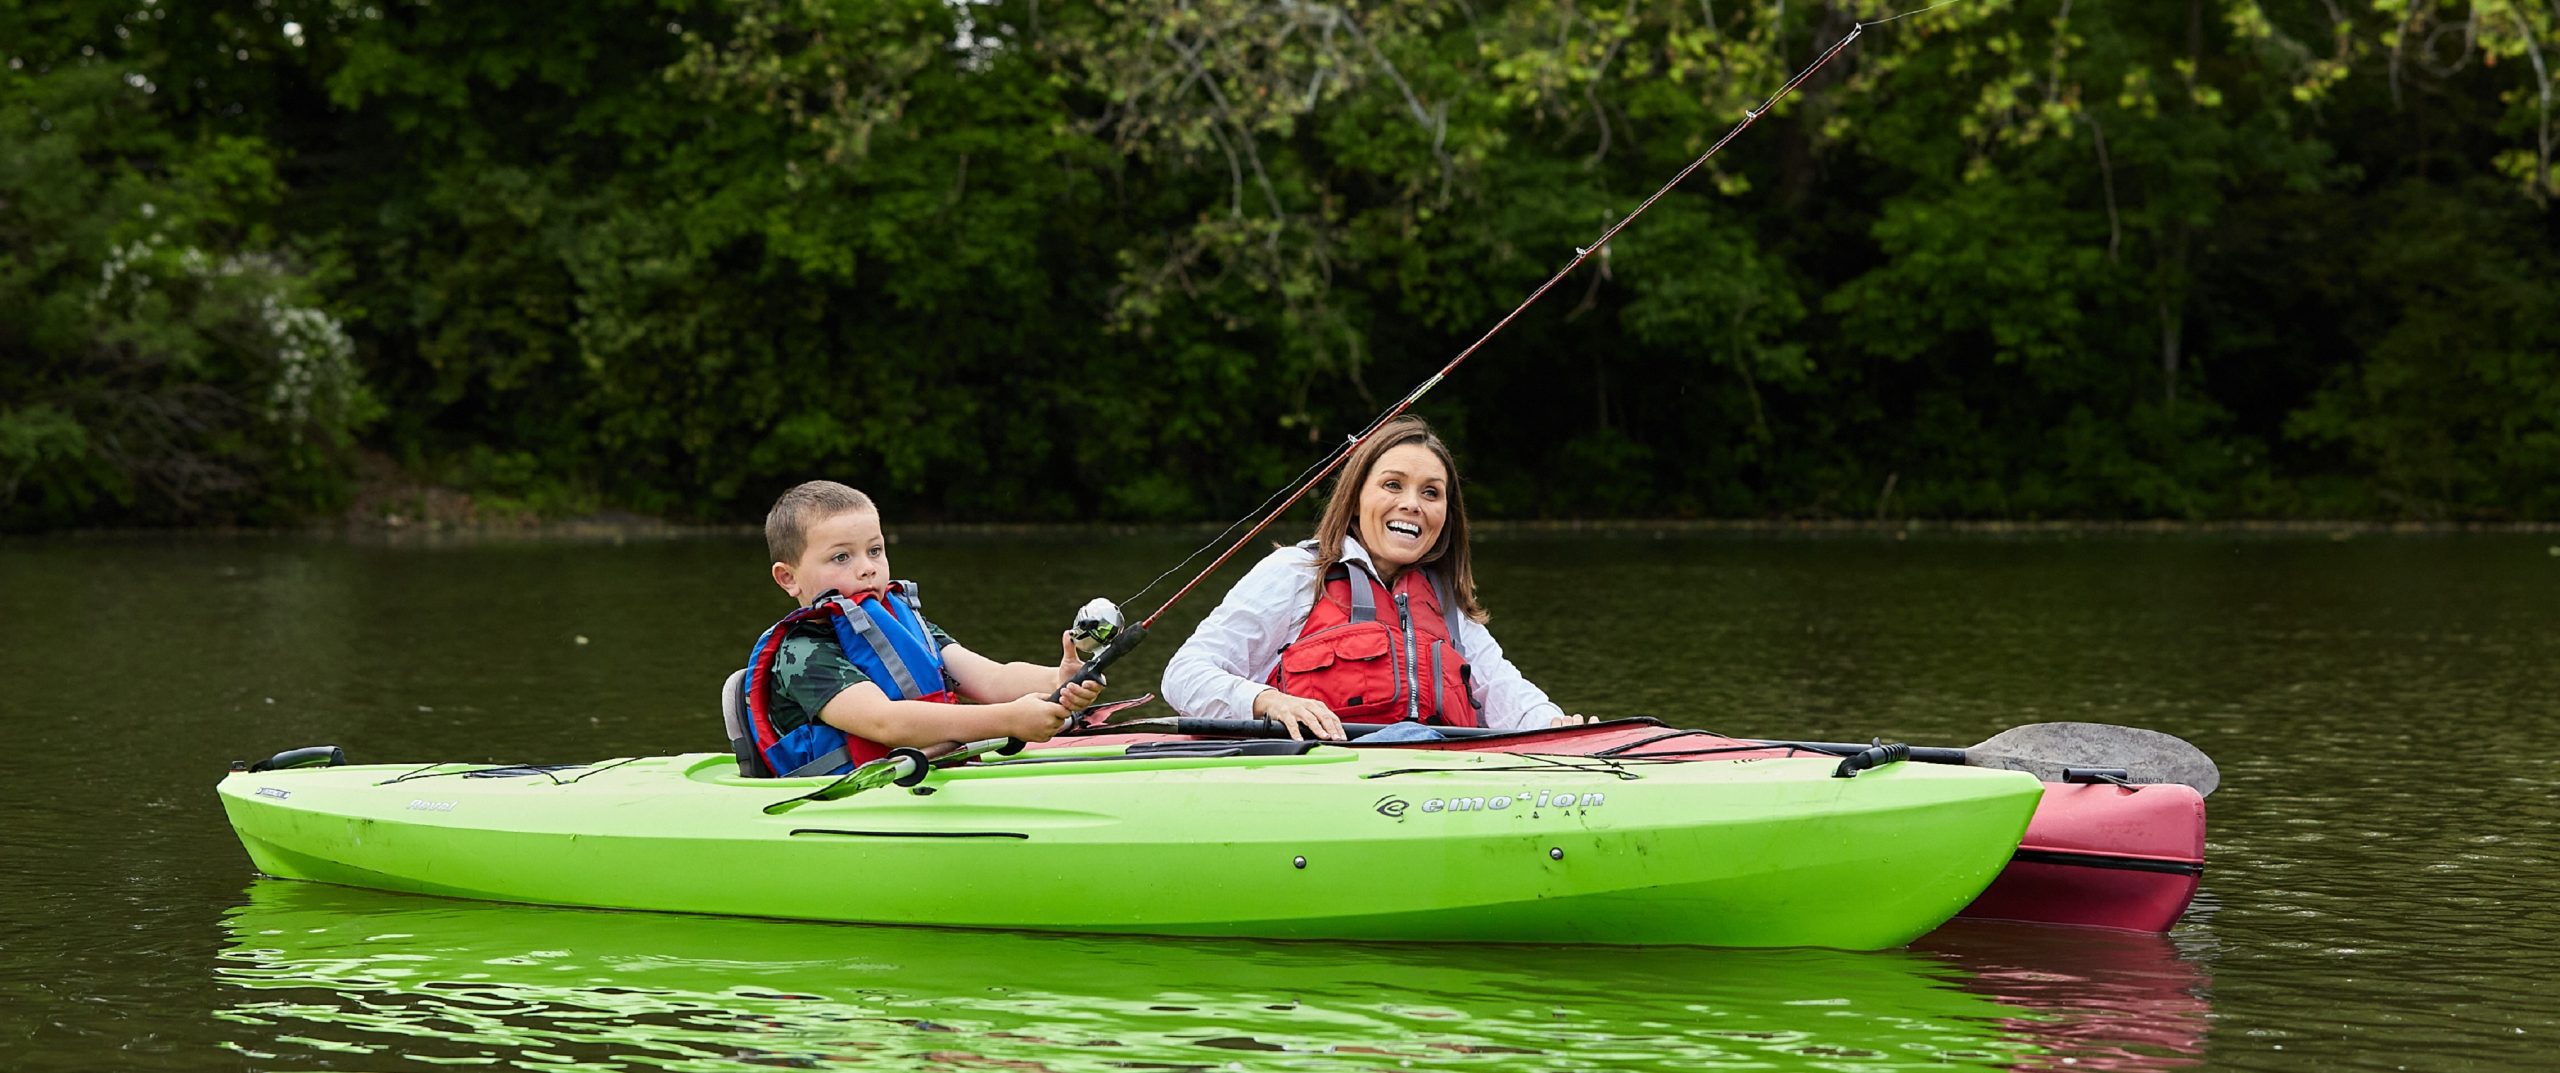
[1075,693,1159,730]
[1967,722,2221,796]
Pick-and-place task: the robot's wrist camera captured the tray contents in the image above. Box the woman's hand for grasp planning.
[1548,713,1591,728]
[1253,688,1345,741]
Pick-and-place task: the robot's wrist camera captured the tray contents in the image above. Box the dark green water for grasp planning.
[4,530,2555,1071]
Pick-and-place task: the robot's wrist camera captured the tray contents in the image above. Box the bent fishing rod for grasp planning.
[1054,2,1964,698]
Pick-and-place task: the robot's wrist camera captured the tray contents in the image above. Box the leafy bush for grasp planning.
[1,62,371,528]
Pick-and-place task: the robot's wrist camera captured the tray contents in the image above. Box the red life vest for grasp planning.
[1267,559,1482,727]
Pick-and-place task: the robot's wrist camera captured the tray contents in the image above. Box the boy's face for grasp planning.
[771,508,889,607]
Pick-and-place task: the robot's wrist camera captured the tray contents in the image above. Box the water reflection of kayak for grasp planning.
[218,743,2041,949]
[1915,922,2213,1071]
[220,880,2066,1072]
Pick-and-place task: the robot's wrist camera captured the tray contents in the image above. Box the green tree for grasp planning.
[1,42,370,528]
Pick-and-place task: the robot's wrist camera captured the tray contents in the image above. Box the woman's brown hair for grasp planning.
[1306,416,1485,623]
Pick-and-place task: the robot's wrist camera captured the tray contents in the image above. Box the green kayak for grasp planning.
[217,741,2042,950]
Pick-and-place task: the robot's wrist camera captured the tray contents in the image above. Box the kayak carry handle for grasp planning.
[246,745,347,773]
[1831,741,1910,779]
[1046,623,1149,705]
[2063,766,2132,785]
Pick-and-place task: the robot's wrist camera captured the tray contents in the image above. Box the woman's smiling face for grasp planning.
[1356,443,1448,578]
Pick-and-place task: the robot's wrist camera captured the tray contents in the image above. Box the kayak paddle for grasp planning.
[1065,692,1157,732]
[764,735,1022,814]
[1752,723,2219,795]
[1087,717,2222,796]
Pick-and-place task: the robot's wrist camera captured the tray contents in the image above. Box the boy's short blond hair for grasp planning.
[765,481,875,564]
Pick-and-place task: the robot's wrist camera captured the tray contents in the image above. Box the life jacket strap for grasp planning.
[1423,570,1479,709]
[778,744,851,778]
[1338,559,1462,643]
[1427,640,1443,718]
[1426,571,1460,641]
[1338,561,1381,624]
[844,606,928,698]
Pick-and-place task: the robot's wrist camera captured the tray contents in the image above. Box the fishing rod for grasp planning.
[1054,3,1962,697]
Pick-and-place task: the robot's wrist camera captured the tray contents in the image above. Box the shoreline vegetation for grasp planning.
[26,485,2560,545]
[9,4,2560,533]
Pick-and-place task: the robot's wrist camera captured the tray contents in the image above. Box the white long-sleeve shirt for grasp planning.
[1160,538,1566,730]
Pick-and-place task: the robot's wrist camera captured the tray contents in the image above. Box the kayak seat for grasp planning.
[720,668,765,778]
[1122,739,1323,759]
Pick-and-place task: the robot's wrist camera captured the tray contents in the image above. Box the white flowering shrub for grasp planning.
[92,238,364,441]
[4,65,375,528]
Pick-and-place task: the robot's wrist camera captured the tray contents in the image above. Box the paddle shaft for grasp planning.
[765,735,1019,813]
[1085,716,2215,794]
[1149,718,1967,763]
[1754,738,1969,765]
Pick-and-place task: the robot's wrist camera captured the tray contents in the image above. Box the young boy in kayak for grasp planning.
[738,480,1102,777]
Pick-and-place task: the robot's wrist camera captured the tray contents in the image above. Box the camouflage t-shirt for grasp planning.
[765,616,959,735]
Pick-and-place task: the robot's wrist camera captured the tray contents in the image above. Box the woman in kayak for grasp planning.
[1162,416,1581,740]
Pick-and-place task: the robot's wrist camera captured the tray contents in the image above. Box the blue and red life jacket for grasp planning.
[1268,557,1482,727]
[739,582,954,778]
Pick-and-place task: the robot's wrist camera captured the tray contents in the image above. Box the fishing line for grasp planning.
[1069,0,1973,683]
[1120,433,1358,612]
[1866,0,1975,26]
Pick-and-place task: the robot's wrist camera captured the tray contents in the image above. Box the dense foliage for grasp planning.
[6,0,2557,528]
